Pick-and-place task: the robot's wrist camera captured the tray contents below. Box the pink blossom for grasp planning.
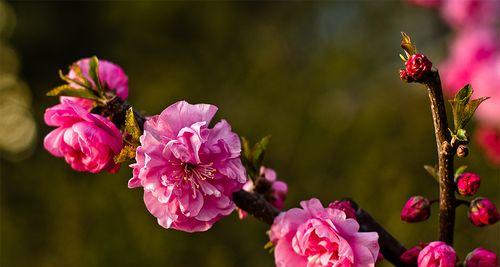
[128,101,246,232]
[238,166,288,220]
[269,198,379,267]
[441,0,499,28]
[464,247,498,267]
[407,0,441,8]
[44,98,122,173]
[440,28,498,96]
[400,243,427,265]
[476,126,500,166]
[470,57,500,127]
[401,196,431,223]
[63,58,129,108]
[418,241,457,267]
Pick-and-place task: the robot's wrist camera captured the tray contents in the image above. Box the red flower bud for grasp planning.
[401,196,431,223]
[405,53,432,81]
[400,243,427,265]
[455,172,481,196]
[465,247,498,267]
[329,200,357,219]
[468,198,499,227]
[400,69,414,82]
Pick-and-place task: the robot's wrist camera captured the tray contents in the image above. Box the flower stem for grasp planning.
[424,70,456,245]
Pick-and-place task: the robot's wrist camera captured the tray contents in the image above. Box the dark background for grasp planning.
[1,1,498,266]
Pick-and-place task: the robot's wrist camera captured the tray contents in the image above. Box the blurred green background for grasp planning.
[1,1,498,266]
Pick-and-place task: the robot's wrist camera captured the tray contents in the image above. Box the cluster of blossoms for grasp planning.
[44,58,386,266]
[408,0,500,165]
[44,58,128,173]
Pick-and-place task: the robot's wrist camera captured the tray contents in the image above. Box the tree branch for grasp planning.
[424,70,456,245]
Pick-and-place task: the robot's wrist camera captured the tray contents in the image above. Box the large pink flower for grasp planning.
[441,0,499,28]
[44,99,122,173]
[269,198,379,267]
[64,58,129,108]
[128,101,246,232]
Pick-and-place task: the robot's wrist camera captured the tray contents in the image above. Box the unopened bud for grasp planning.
[405,53,432,81]
[468,198,499,227]
[455,172,480,196]
[401,196,431,223]
[457,144,469,158]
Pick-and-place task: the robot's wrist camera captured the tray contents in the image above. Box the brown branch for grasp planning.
[232,190,280,225]
[424,70,456,245]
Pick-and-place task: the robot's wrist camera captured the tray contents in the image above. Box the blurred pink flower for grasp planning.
[465,247,498,267]
[238,166,288,220]
[440,28,498,96]
[63,58,129,108]
[441,0,499,28]
[269,198,379,267]
[470,57,500,127]
[418,241,457,267]
[407,0,442,8]
[128,101,246,232]
[44,98,122,173]
[468,197,499,227]
[476,126,500,166]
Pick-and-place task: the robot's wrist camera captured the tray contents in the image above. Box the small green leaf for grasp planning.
[401,32,417,56]
[252,135,271,167]
[455,128,468,142]
[59,69,92,90]
[462,97,489,127]
[88,56,103,92]
[46,84,100,100]
[424,165,438,182]
[454,165,468,178]
[124,107,141,142]
[114,145,136,164]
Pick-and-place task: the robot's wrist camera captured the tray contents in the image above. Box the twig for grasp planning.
[423,70,456,245]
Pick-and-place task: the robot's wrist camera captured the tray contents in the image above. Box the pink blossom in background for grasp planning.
[407,0,441,8]
[63,58,129,108]
[464,247,498,267]
[476,126,500,166]
[238,166,288,220]
[441,0,499,28]
[44,98,122,173]
[400,243,427,265]
[418,241,457,267]
[470,57,500,126]
[269,198,379,267]
[439,28,498,96]
[128,101,246,232]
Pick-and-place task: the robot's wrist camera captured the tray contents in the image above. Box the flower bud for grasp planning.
[418,241,457,267]
[468,198,499,227]
[455,172,481,196]
[405,53,432,81]
[464,247,498,267]
[400,243,427,265]
[329,200,357,219]
[456,144,469,158]
[401,196,431,223]
[400,69,414,83]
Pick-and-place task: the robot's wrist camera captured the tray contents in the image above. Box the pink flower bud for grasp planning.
[418,241,457,267]
[400,243,427,265]
[456,172,481,196]
[401,196,431,223]
[328,200,357,219]
[270,181,288,210]
[468,198,499,227]
[465,247,498,267]
[405,53,432,81]
[400,69,414,82]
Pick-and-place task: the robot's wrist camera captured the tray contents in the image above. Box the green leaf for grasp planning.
[46,84,100,100]
[88,56,103,92]
[114,145,137,164]
[252,135,271,167]
[124,107,141,142]
[454,165,468,179]
[449,84,489,131]
[59,69,92,90]
[462,97,489,127]
[455,128,468,142]
[400,32,417,56]
[424,165,438,182]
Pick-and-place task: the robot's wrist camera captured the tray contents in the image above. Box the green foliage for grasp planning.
[46,84,100,100]
[454,165,468,179]
[424,165,438,182]
[114,108,142,164]
[400,32,417,60]
[449,84,489,142]
[88,56,103,92]
[241,135,271,181]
